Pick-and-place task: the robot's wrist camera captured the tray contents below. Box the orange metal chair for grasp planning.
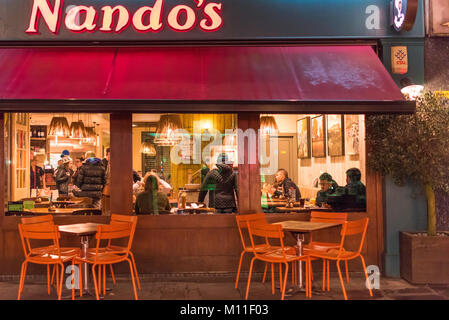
[88,214,141,290]
[235,213,270,289]
[307,218,373,300]
[17,221,79,300]
[73,221,138,300]
[245,220,311,300]
[20,215,81,296]
[303,211,348,291]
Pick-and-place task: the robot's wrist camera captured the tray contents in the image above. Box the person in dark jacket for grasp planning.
[273,169,301,201]
[135,175,171,215]
[74,152,106,209]
[198,153,238,214]
[315,172,338,207]
[345,168,366,208]
[55,156,73,196]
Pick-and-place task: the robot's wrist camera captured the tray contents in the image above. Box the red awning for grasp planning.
[0,46,411,113]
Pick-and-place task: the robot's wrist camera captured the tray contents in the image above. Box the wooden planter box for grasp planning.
[400,231,449,284]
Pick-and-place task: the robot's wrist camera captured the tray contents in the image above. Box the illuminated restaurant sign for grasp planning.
[0,0,424,42]
[391,0,418,31]
[25,0,223,34]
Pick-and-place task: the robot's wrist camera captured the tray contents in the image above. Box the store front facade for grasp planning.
[0,0,424,276]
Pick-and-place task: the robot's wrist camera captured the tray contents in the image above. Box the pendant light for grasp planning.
[83,127,96,145]
[48,116,70,137]
[154,114,183,146]
[140,141,157,156]
[260,116,278,136]
[70,119,86,139]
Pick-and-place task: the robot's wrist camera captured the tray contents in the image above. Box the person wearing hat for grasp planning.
[315,172,338,207]
[198,153,238,214]
[344,168,366,208]
[74,151,106,209]
[55,156,73,197]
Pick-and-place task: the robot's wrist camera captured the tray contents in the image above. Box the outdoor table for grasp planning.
[273,220,342,290]
[24,207,94,215]
[58,222,104,296]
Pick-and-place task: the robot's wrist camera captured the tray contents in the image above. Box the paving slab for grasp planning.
[1,274,448,301]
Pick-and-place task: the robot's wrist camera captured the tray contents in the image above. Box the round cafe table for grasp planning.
[58,223,105,297]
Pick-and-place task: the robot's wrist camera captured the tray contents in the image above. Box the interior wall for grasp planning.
[132,127,145,172]
[272,114,365,189]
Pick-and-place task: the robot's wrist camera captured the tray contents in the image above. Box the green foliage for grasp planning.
[366,92,449,193]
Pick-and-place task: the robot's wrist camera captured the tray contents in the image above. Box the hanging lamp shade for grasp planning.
[154,114,183,146]
[140,141,157,156]
[48,116,70,137]
[82,126,96,144]
[69,120,86,139]
[260,116,279,136]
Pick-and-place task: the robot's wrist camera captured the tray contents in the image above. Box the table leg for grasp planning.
[80,236,90,294]
[296,234,304,288]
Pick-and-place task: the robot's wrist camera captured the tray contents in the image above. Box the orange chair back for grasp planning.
[247,221,287,260]
[18,222,61,258]
[92,222,135,261]
[109,214,138,248]
[334,218,369,258]
[310,211,347,224]
[235,213,266,250]
[21,215,54,225]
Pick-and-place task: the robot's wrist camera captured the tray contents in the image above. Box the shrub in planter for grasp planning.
[366,91,449,283]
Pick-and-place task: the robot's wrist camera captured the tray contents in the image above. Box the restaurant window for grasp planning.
[4,113,110,215]
[132,114,238,215]
[260,114,366,212]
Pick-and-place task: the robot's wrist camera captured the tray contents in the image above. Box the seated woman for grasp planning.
[135,175,171,215]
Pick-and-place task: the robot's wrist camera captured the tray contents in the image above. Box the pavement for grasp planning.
[2,271,449,301]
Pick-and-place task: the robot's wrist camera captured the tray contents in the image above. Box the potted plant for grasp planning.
[366,91,449,284]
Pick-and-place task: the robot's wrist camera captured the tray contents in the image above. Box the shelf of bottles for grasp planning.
[30,125,47,155]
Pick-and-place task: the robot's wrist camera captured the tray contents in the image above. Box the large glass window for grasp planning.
[260,114,366,212]
[4,113,110,215]
[132,114,238,215]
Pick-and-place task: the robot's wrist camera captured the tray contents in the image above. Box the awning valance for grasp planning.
[0,46,413,113]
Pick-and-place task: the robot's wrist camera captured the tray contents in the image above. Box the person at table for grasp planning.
[315,173,338,207]
[198,153,238,214]
[73,151,106,209]
[30,157,46,194]
[272,169,301,201]
[135,175,171,215]
[150,169,172,195]
[345,168,366,208]
[55,156,73,197]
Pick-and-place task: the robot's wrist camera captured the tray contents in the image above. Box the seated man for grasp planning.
[272,169,301,200]
[345,168,366,208]
[315,173,338,207]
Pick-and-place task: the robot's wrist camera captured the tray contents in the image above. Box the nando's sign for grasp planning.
[0,0,425,42]
[26,0,223,34]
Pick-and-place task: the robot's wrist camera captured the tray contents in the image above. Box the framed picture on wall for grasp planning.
[345,115,359,155]
[327,115,344,156]
[311,115,326,158]
[296,117,311,159]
